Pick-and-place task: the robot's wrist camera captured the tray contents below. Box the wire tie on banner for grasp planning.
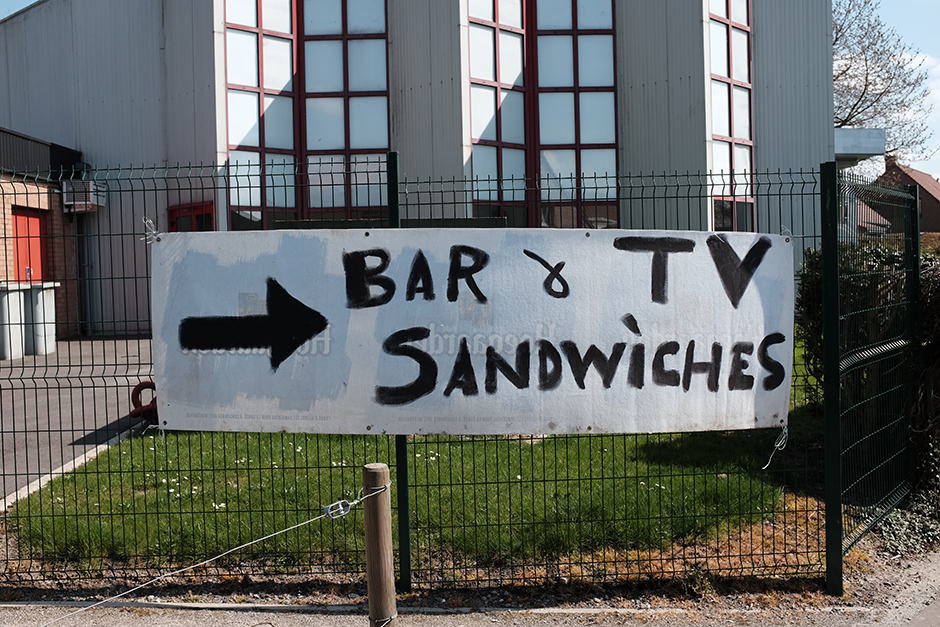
[762,426,789,470]
[141,216,161,244]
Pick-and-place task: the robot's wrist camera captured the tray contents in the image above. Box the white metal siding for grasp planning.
[618,0,710,176]
[388,0,467,181]
[752,0,834,172]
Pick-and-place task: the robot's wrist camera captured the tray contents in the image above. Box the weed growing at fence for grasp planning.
[8,429,784,571]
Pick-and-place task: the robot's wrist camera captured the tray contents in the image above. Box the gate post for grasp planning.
[821,161,843,596]
[386,151,412,593]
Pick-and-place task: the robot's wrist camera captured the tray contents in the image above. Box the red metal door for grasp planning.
[12,208,44,283]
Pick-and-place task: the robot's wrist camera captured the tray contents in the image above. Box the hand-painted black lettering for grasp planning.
[628,344,645,388]
[375,327,438,405]
[706,235,772,308]
[485,342,531,394]
[447,245,490,303]
[523,249,570,298]
[343,248,395,308]
[405,250,435,301]
[652,341,681,387]
[622,314,642,336]
[538,339,562,390]
[682,340,722,392]
[561,341,626,389]
[613,237,695,304]
[728,342,755,391]
[444,337,479,396]
[758,332,787,391]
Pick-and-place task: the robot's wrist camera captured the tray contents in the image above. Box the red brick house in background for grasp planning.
[878,158,940,234]
[1,127,83,351]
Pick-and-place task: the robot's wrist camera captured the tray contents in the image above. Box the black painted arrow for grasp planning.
[179,277,328,371]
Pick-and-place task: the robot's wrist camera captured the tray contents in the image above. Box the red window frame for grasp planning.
[709,0,755,232]
[167,202,215,232]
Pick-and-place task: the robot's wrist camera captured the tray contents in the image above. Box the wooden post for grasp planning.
[363,463,397,625]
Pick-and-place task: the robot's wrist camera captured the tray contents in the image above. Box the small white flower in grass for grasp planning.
[516,475,522,480]
[169,489,175,493]
[416,453,421,458]
[296,447,302,452]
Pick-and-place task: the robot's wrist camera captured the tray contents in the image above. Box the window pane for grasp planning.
[709,0,727,18]
[577,0,612,29]
[581,148,616,201]
[349,96,388,149]
[539,92,575,144]
[714,200,733,230]
[712,139,731,196]
[228,90,260,146]
[469,24,496,81]
[229,150,261,206]
[306,97,345,149]
[471,84,497,140]
[499,30,524,86]
[305,0,341,34]
[308,155,345,207]
[710,21,728,77]
[537,0,572,29]
[351,154,387,206]
[734,143,751,195]
[469,0,493,21]
[499,0,522,28]
[578,35,613,86]
[348,39,387,91]
[579,92,615,144]
[227,0,257,26]
[266,154,295,208]
[262,0,291,33]
[264,36,293,91]
[732,28,749,82]
[538,36,573,87]
[472,145,498,201]
[711,80,730,137]
[500,89,525,144]
[348,0,386,34]
[502,148,526,201]
[227,29,258,87]
[732,85,750,139]
[264,95,294,149]
[305,40,344,92]
[540,149,576,201]
[730,0,748,25]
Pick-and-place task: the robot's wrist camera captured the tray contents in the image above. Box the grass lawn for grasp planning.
[8,426,788,570]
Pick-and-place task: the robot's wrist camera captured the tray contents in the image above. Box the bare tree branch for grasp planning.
[833,0,936,162]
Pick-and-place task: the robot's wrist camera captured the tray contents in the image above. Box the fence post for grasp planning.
[821,161,844,596]
[363,463,398,626]
[386,151,412,593]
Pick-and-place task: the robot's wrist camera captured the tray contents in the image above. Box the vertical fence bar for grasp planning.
[387,151,412,592]
[821,161,843,596]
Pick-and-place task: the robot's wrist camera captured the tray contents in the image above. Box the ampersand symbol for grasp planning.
[523,249,570,299]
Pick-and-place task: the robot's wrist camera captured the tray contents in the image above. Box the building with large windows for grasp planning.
[0,0,833,332]
[0,0,833,232]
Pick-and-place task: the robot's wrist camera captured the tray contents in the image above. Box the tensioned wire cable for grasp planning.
[37,481,391,627]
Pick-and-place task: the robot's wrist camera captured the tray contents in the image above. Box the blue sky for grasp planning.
[2,0,938,176]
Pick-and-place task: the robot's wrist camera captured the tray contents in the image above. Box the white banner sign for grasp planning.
[152,229,793,434]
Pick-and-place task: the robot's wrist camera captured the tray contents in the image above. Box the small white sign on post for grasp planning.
[152,228,794,435]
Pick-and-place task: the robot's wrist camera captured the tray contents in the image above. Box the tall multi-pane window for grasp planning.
[302,0,389,218]
[468,0,617,228]
[224,0,390,229]
[709,0,753,231]
[225,0,297,230]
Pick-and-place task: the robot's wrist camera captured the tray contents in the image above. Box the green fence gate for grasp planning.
[822,162,921,595]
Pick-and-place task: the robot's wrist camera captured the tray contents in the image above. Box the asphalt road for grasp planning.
[0,338,152,504]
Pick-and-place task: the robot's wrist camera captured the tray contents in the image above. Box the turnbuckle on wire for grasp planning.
[323,499,352,519]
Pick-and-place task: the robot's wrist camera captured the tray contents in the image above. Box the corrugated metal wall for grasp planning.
[618,0,710,176]
[388,0,467,181]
